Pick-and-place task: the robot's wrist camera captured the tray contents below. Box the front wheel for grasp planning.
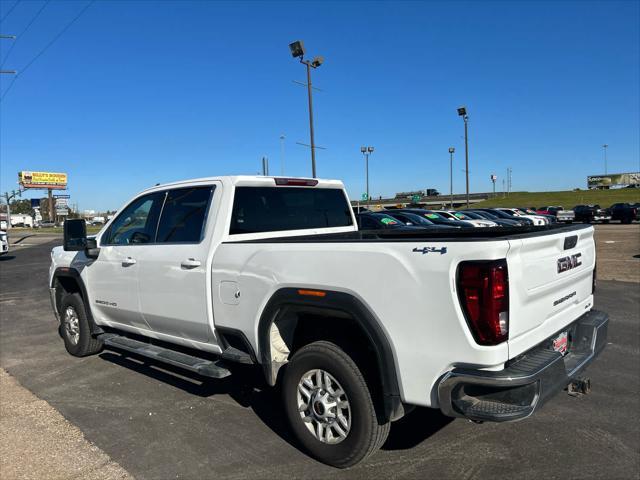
[59,292,103,357]
[282,341,390,468]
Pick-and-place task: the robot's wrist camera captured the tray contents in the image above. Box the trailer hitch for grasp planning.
[567,377,591,397]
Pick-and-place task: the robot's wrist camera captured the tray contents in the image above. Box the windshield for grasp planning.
[373,214,402,226]
[422,212,447,221]
[401,213,433,225]
[437,211,458,220]
[461,211,483,220]
[453,212,472,220]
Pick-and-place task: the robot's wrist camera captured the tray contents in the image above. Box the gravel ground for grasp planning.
[0,369,133,480]
[594,224,640,282]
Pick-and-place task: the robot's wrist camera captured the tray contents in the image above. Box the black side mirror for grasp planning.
[63,219,87,251]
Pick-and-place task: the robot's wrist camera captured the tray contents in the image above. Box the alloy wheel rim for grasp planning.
[297,369,351,444]
[63,306,80,345]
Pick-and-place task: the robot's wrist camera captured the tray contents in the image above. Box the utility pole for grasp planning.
[502,179,506,198]
[3,189,22,230]
[361,146,374,208]
[448,147,455,208]
[262,157,269,176]
[602,144,608,174]
[457,107,470,208]
[289,41,324,178]
[280,134,286,176]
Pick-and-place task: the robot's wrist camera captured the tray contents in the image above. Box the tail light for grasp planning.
[457,260,509,345]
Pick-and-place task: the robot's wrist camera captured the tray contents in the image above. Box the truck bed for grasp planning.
[225,223,590,243]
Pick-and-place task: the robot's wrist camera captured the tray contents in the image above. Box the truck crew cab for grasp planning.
[50,176,608,468]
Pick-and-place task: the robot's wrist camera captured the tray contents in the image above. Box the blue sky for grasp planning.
[1,0,638,211]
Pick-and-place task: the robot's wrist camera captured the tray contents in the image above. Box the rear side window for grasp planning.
[230,187,353,234]
[156,187,214,243]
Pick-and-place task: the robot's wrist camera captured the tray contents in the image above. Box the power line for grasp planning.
[0,0,20,25]
[1,0,51,68]
[0,0,95,101]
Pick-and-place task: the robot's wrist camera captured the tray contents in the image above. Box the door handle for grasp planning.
[181,258,201,269]
[122,257,137,266]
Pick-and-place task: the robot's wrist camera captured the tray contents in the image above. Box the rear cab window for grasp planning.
[229,186,353,235]
[156,187,214,243]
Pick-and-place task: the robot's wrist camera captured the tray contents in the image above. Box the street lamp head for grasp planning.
[360,146,367,153]
[311,56,324,68]
[457,106,467,117]
[449,147,455,154]
[367,147,374,153]
[602,144,608,148]
[289,40,305,59]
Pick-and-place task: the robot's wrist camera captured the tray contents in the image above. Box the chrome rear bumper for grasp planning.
[438,310,608,422]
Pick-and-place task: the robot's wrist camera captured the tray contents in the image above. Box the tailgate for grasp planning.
[506,226,596,358]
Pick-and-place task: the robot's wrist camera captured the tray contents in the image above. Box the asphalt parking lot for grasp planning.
[1,226,639,479]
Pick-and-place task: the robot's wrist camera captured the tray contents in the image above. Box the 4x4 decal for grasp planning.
[412,246,447,255]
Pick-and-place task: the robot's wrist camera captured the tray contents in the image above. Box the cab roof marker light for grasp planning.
[274,178,319,186]
[297,289,326,297]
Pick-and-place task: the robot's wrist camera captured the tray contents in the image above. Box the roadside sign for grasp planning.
[411,194,421,203]
[361,193,368,201]
[56,208,69,216]
[53,194,71,199]
[30,198,40,208]
[55,198,69,207]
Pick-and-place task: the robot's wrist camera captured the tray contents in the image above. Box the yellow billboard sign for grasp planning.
[18,171,68,190]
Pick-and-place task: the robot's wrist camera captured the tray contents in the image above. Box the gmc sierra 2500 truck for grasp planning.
[50,176,608,468]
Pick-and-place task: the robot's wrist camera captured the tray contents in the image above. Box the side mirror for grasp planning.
[63,219,87,251]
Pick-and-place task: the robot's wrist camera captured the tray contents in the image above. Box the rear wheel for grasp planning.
[282,341,390,468]
[59,293,103,357]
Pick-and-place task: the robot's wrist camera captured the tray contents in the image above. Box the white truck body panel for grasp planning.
[49,175,598,409]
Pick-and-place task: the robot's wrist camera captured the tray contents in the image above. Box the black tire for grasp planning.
[59,292,103,357]
[282,340,390,468]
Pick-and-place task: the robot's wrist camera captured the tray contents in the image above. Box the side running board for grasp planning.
[100,333,232,379]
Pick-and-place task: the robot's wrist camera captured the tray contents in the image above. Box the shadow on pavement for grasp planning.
[99,348,452,455]
[0,255,16,261]
[99,350,300,450]
[381,406,453,450]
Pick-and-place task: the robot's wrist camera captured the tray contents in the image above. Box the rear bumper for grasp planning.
[437,309,608,422]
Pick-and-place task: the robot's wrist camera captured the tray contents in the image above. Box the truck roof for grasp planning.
[138,175,345,195]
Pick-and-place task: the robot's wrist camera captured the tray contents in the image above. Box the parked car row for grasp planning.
[569,203,639,224]
[356,201,639,231]
[355,207,557,230]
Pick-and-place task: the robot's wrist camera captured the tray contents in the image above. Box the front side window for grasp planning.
[103,192,165,245]
[230,187,353,235]
[156,186,214,243]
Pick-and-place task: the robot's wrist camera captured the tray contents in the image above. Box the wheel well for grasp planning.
[270,307,387,420]
[54,276,82,313]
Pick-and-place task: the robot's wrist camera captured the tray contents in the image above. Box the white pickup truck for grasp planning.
[49,176,608,468]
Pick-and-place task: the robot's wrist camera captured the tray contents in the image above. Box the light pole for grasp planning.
[280,134,286,176]
[361,146,374,207]
[602,144,608,174]
[289,41,323,178]
[448,147,455,208]
[457,107,470,208]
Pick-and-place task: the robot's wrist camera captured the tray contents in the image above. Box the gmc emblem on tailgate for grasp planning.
[557,253,582,273]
